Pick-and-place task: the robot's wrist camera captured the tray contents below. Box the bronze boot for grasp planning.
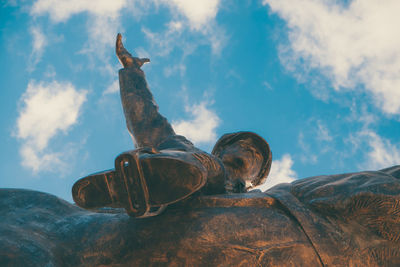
[72,150,207,217]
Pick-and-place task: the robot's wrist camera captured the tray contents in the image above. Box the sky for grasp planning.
[1,0,400,202]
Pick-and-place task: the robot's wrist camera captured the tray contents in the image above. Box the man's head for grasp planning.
[212,132,272,192]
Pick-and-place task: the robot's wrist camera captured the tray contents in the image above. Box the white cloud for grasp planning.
[172,102,220,144]
[134,46,151,59]
[316,120,332,142]
[81,15,120,58]
[298,132,318,164]
[28,26,46,70]
[262,81,273,91]
[143,21,225,57]
[297,119,334,164]
[256,154,297,191]
[346,103,378,128]
[31,26,45,54]
[31,0,127,69]
[162,0,220,31]
[4,0,18,6]
[141,0,225,56]
[365,132,400,170]
[351,130,400,170]
[31,0,126,22]
[31,0,223,54]
[163,62,186,77]
[142,21,187,57]
[264,0,400,115]
[103,80,120,95]
[30,0,225,72]
[35,0,221,31]
[19,145,63,173]
[16,80,87,172]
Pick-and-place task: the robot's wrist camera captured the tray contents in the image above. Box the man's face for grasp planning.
[219,139,263,186]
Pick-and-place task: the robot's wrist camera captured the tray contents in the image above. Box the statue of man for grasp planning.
[72,34,272,217]
[5,34,394,266]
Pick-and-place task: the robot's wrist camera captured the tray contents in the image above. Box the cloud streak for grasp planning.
[264,0,400,115]
[31,0,126,22]
[16,80,87,172]
[28,25,46,70]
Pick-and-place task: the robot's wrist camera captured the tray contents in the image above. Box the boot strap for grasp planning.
[115,150,166,217]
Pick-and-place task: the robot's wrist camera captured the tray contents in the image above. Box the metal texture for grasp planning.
[2,166,400,266]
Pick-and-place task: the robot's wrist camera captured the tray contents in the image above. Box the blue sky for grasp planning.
[1,0,400,202]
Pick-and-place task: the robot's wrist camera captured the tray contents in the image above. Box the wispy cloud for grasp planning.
[316,120,333,142]
[297,119,335,164]
[264,0,400,115]
[31,0,127,73]
[298,132,318,165]
[163,62,187,77]
[28,25,46,71]
[16,80,87,172]
[141,0,225,56]
[162,0,224,53]
[256,154,297,191]
[29,0,225,83]
[163,0,220,31]
[262,81,273,91]
[364,132,400,170]
[31,0,126,22]
[103,80,120,95]
[172,101,220,145]
[347,129,400,170]
[31,0,224,57]
[341,104,400,170]
[142,21,187,57]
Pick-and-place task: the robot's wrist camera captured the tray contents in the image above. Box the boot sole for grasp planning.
[72,153,206,217]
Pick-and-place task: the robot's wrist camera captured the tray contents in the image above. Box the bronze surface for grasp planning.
[1,166,400,265]
[72,34,272,215]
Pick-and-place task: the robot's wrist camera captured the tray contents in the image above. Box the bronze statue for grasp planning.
[72,34,272,217]
[59,34,400,266]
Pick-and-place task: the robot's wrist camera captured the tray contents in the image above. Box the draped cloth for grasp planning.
[266,165,400,266]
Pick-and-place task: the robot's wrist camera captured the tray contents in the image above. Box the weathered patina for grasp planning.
[1,166,399,265]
